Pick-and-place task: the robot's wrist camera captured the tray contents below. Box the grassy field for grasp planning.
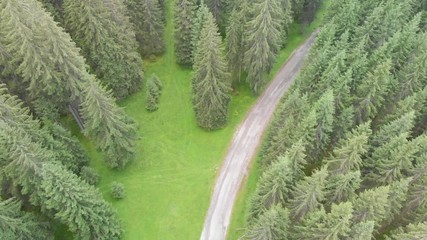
[61,0,330,239]
[226,1,332,239]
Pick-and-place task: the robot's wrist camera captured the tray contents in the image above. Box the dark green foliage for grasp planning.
[0,198,52,240]
[126,0,165,56]
[352,186,390,227]
[326,171,362,205]
[243,0,284,93]
[39,163,122,239]
[146,74,162,112]
[243,205,289,240]
[174,0,196,65]
[206,0,228,29]
[191,3,210,62]
[294,202,353,240]
[111,182,126,199]
[226,7,245,82]
[290,167,328,221]
[327,122,371,174]
[248,157,293,222]
[63,0,144,98]
[81,81,138,169]
[192,12,231,130]
[80,166,100,186]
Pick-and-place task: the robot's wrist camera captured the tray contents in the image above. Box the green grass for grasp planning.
[60,0,331,239]
[226,1,332,239]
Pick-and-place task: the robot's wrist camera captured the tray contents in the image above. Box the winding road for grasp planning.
[200,30,319,240]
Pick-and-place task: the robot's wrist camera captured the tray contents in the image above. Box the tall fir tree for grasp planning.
[290,167,328,221]
[352,186,390,227]
[0,0,138,169]
[0,198,52,240]
[63,0,144,98]
[243,205,289,240]
[125,0,165,56]
[191,3,210,62]
[226,6,245,82]
[192,12,231,130]
[243,0,284,93]
[326,171,362,205]
[174,0,196,65]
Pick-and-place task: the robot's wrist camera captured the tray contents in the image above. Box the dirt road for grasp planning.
[200,31,319,240]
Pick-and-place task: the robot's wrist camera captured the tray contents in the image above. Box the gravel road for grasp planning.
[200,30,319,240]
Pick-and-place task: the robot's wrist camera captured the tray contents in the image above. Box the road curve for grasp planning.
[200,30,319,240]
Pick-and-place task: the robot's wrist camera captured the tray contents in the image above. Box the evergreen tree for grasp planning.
[326,171,362,205]
[0,0,138,168]
[348,221,375,240]
[382,178,411,226]
[81,80,137,169]
[174,0,196,65]
[371,111,416,148]
[284,140,307,182]
[327,122,371,174]
[294,202,353,240]
[63,0,144,98]
[290,167,328,221]
[0,198,51,240]
[192,12,231,130]
[248,157,293,222]
[352,186,390,227]
[125,0,165,56]
[243,0,283,93]
[389,222,427,240]
[226,6,245,82]
[206,0,227,29]
[243,205,289,240]
[191,3,210,62]
[146,74,162,112]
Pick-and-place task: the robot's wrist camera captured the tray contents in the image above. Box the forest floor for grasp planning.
[61,0,329,239]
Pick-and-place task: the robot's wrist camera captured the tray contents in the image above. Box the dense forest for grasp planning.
[0,0,322,238]
[1,0,425,239]
[243,0,427,239]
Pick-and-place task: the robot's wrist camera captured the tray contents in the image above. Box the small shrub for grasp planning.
[146,74,162,112]
[111,182,126,199]
[80,166,100,186]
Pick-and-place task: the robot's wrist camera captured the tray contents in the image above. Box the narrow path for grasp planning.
[200,30,319,240]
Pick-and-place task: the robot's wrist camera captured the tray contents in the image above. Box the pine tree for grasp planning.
[38,163,122,239]
[294,202,353,240]
[146,74,162,112]
[206,0,227,29]
[243,0,283,93]
[226,6,245,82]
[290,167,328,221]
[191,3,210,62]
[174,0,196,65]
[348,221,375,240]
[326,171,362,205]
[327,122,371,174]
[0,0,138,168]
[371,111,416,148]
[192,12,231,130]
[382,178,411,226]
[0,198,51,240]
[81,80,137,168]
[389,222,427,240]
[63,0,144,98]
[352,186,390,227]
[243,205,289,240]
[284,140,307,182]
[125,0,165,56]
[248,157,294,222]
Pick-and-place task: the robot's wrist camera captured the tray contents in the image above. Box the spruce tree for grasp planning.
[294,202,353,240]
[326,171,362,205]
[290,167,328,221]
[348,221,375,240]
[125,0,165,56]
[192,12,231,130]
[191,3,210,62]
[390,222,427,240]
[243,205,289,240]
[226,6,245,82]
[248,157,294,222]
[174,0,196,65]
[206,0,227,29]
[0,198,51,240]
[352,186,390,227]
[243,0,283,93]
[0,0,138,168]
[63,0,144,98]
[327,122,372,174]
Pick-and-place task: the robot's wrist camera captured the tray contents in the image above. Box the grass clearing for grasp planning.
[226,1,331,239]
[61,0,330,239]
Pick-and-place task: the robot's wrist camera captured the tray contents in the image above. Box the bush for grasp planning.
[111,182,126,199]
[80,166,100,186]
[146,74,162,112]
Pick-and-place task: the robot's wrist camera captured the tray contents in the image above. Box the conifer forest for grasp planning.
[0,0,426,239]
